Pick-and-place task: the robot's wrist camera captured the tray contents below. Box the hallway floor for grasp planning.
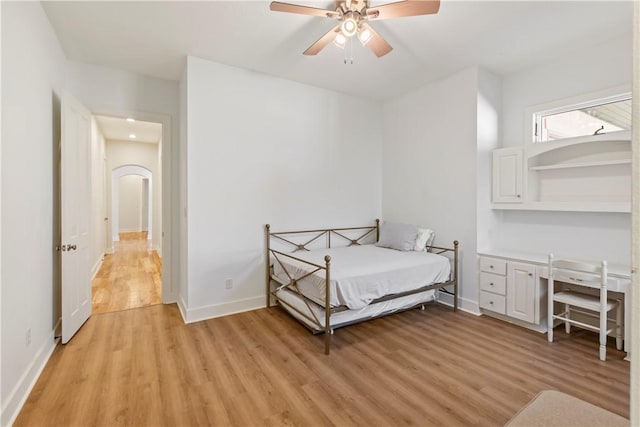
[91,231,162,314]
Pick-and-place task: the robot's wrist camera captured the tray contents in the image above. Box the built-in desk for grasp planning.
[478,250,631,358]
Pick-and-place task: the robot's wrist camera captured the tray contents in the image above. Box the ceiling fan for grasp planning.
[270,0,440,58]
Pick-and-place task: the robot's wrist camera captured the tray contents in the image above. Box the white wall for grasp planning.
[182,56,383,321]
[66,61,179,301]
[1,3,67,425]
[502,36,633,148]
[90,117,106,276]
[476,69,503,254]
[493,34,632,265]
[106,140,160,245]
[382,67,479,311]
[118,175,143,232]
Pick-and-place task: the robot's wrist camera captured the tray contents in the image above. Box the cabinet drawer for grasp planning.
[479,257,507,275]
[479,272,506,295]
[479,291,506,315]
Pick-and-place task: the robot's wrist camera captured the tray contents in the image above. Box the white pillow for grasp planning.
[376,222,419,252]
[426,230,436,249]
[414,228,435,251]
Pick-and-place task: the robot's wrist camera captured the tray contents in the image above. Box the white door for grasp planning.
[506,262,536,323]
[492,148,524,203]
[61,93,92,343]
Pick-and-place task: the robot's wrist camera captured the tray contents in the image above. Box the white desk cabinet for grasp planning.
[506,262,537,323]
[479,257,507,315]
[479,256,540,326]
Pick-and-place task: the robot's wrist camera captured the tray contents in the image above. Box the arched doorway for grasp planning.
[111,165,152,245]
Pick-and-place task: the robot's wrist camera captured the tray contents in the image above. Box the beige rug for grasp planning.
[505,390,628,427]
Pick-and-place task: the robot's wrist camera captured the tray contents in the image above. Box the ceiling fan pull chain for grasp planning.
[350,36,354,64]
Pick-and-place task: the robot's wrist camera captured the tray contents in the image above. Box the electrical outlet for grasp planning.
[225,278,233,289]
[26,328,31,346]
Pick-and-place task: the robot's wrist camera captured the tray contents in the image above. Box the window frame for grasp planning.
[524,85,632,145]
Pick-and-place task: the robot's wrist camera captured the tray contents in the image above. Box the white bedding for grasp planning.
[272,244,451,310]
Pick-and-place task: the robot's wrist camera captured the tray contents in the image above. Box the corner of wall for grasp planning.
[0,331,58,427]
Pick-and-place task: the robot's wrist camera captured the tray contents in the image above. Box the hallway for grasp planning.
[91,232,162,314]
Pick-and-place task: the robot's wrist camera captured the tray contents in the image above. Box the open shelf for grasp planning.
[492,132,631,213]
[492,201,631,213]
[529,159,631,171]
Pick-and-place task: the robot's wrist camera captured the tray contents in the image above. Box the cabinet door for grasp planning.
[492,148,523,203]
[506,262,536,323]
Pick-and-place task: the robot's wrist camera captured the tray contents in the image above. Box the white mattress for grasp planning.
[276,287,436,331]
[272,244,451,310]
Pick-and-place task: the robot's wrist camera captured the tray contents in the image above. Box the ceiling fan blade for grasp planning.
[303,25,341,55]
[361,23,393,57]
[270,2,338,18]
[367,0,440,20]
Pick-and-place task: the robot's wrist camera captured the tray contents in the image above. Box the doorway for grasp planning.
[90,115,163,314]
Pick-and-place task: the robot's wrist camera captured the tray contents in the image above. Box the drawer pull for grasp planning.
[528,273,533,277]
[489,301,494,305]
[489,265,494,269]
[490,282,494,286]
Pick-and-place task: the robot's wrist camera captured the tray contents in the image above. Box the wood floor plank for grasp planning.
[92,231,162,315]
[15,302,629,426]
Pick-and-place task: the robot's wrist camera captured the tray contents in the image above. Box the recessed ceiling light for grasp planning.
[129,134,137,139]
[126,118,136,122]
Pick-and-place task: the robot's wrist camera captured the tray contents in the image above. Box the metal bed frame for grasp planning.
[264,219,459,354]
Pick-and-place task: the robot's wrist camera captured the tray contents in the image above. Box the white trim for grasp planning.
[117,227,144,233]
[480,309,547,334]
[0,324,59,427]
[629,2,639,424]
[177,294,188,323]
[181,296,264,324]
[91,255,104,280]
[524,84,632,146]
[436,292,480,316]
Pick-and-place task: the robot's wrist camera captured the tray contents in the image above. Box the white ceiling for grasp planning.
[95,115,162,144]
[42,1,633,100]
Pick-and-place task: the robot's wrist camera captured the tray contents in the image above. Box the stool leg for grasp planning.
[615,302,623,351]
[599,309,607,361]
[565,304,571,334]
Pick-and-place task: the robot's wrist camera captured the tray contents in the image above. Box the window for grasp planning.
[531,93,631,143]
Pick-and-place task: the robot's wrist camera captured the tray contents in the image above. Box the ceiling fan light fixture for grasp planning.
[358,27,372,45]
[340,12,358,37]
[334,32,347,49]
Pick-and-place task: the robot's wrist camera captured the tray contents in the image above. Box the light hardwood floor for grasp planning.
[92,231,162,315]
[15,303,628,426]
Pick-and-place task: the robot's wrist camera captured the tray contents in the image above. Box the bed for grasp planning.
[265,219,459,354]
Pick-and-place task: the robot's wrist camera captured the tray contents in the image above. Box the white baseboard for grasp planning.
[177,294,188,323]
[119,228,142,233]
[436,291,481,316]
[181,296,264,324]
[1,321,60,427]
[90,255,104,280]
[480,310,547,333]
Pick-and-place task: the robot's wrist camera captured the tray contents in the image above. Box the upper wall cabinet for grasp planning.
[492,148,523,203]
[492,130,631,213]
